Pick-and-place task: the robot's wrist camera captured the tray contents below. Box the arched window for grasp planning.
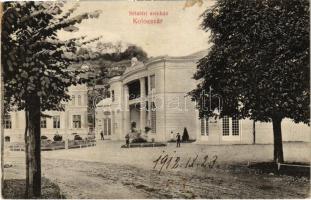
[71,95,75,106]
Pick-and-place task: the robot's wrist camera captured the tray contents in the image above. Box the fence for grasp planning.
[7,139,96,151]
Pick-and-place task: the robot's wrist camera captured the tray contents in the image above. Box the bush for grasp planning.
[182,128,189,142]
[74,135,83,140]
[41,135,48,140]
[145,126,151,133]
[5,136,10,142]
[131,137,147,143]
[53,134,62,141]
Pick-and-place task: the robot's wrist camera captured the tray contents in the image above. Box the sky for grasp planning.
[58,0,214,57]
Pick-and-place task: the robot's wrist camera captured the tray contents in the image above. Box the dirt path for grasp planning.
[42,159,310,199]
[4,142,310,198]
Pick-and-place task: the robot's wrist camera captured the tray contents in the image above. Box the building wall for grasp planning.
[195,117,310,145]
[163,59,199,140]
[4,84,89,143]
[110,80,125,140]
[255,119,310,144]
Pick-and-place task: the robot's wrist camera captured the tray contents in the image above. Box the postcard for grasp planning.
[1,0,310,199]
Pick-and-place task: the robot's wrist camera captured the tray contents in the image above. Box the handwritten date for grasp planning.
[153,151,218,174]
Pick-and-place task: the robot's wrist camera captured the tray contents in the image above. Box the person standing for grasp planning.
[125,133,130,147]
[176,133,181,148]
[100,130,104,140]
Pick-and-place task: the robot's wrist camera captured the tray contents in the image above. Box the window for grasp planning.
[73,115,81,128]
[103,118,112,136]
[150,75,155,90]
[201,118,209,136]
[222,116,230,136]
[53,116,60,129]
[108,118,111,135]
[41,117,47,128]
[4,115,12,129]
[106,90,111,98]
[222,116,240,136]
[151,102,156,133]
[232,117,239,136]
[104,119,107,135]
[111,90,115,102]
[71,95,75,106]
[78,95,81,105]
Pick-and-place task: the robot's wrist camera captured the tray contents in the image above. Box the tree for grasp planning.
[2,2,102,197]
[190,0,309,163]
[182,127,189,142]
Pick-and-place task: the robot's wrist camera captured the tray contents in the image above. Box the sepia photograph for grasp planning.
[0,0,310,199]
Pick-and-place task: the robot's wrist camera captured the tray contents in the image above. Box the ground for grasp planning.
[3,141,311,199]
[3,178,64,199]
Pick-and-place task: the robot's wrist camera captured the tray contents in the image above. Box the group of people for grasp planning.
[102,127,185,148]
[123,129,186,148]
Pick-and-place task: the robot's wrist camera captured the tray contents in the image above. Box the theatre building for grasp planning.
[95,51,310,144]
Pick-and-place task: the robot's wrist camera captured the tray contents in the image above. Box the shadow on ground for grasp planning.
[2,177,65,199]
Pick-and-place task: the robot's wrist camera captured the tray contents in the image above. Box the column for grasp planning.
[123,84,130,134]
[147,76,151,126]
[140,78,147,132]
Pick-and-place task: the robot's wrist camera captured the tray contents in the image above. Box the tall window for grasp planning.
[103,118,112,136]
[151,102,156,133]
[41,117,47,128]
[232,117,239,136]
[201,118,209,136]
[111,90,115,102]
[4,115,12,129]
[108,118,112,135]
[150,75,155,90]
[222,116,230,136]
[73,115,81,128]
[104,119,107,135]
[78,95,81,105]
[222,116,240,136]
[53,116,60,129]
[71,95,75,106]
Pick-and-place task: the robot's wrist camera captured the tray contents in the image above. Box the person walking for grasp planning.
[100,130,104,140]
[176,132,181,148]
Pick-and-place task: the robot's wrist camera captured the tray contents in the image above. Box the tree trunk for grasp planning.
[272,117,284,163]
[24,110,29,198]
[26,95,41,197]
[252,120,256,144]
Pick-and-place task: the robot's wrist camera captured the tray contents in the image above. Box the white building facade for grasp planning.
[4,84,89,143]
[95,51,310,144]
